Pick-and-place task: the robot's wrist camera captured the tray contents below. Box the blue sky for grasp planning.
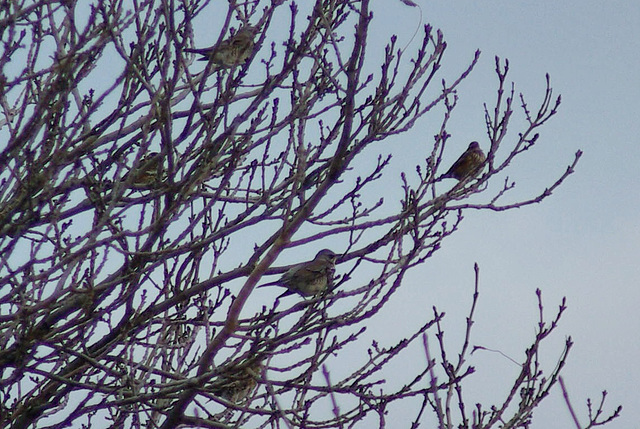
[367,0,639,427]
[4,1,634,426]
[73,0,640,426]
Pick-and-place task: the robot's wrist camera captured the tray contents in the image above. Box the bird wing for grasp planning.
[256,262,307,289]
[293,261,326,280]
[444,150,469,175]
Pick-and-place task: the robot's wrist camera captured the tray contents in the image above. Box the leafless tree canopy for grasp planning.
[0,0,621,428]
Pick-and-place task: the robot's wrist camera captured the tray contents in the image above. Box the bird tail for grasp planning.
[257,282,295,299]
[276,290,294,299]
[256,281,282,289]
[184,47,207,54]
[184,48,213,61]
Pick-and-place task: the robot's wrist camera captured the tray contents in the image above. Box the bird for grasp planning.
[185,26,256,68]
[440,141,486,181]
[211,360,263,403]
[125,152,164,189]
[257,249,338,297]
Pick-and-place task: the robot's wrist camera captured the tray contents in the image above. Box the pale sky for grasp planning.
[6,1,636,427]
[208,1,639,426]
[368,0,639,427]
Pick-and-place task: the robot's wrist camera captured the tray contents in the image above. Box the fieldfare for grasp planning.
[258,249,337,297]
[212,360,263,403]
[185,26,256,68]
[441,141,486,181]
[125,152,164,189]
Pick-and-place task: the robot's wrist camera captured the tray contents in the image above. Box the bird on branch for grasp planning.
[439,141,486,181]
[257,249,338,298]
[185,26,256,68]
[211,360,263,403]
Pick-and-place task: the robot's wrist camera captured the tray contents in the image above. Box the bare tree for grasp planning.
[0,1,621,428]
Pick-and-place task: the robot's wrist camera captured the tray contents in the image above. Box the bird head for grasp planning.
[235,26,257,39]
[246,359,264,375]
[315,249,337,264]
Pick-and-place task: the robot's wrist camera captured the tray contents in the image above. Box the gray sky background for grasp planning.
[9,1,633,427]
[105,0,639,426]
[364,0,639,427]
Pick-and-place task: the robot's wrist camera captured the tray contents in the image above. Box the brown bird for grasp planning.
[441,141,486,181]
[212,360,263,403]
[125,152,164,189]
[185,26,256,68]
[257,249,338,297]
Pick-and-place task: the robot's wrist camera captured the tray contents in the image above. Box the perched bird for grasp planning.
[441,141,486,181]
[185,26,256,68]
[257,249,338,297]
[125,152,164,189]
[212,360,263,403]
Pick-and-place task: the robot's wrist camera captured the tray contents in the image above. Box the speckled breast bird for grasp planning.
[212,360,263,403]
[257,249,337,297]
[126,152,164,189]
[441,141,486,181]
[185,26,256,68]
